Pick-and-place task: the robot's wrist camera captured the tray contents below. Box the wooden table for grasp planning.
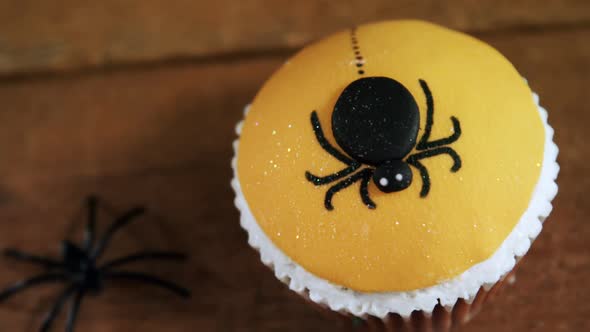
[0,11,588,332]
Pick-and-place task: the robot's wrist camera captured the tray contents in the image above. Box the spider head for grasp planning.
[373,160,413,193]
[61,241,91,273]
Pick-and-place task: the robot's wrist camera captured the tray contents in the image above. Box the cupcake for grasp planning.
[231,20,559,330]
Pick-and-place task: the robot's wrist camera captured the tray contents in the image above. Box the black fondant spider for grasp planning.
[0,196,190,332]
[306,77,462,210]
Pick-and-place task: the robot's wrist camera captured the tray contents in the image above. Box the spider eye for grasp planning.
[373,161,413,193]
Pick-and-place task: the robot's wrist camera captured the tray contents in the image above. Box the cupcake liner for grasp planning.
[231,91,558,318]
[369,266,517,331]
[289,266,518,331]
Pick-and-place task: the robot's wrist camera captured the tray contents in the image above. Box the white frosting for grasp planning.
[231,93,559,318]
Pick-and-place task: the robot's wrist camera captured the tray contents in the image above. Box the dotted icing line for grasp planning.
[350,28,364,75]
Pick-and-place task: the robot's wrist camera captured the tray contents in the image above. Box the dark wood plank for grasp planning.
[0,26,588,331]
[0,56,280,183]
[1,0,590,75]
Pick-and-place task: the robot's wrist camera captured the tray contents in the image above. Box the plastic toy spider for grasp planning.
[306,77,462,210]
[0,196,190,332]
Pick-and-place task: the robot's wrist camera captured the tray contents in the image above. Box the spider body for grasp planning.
[60,241,103,293]
[306,77,462,210]
[0,196,190,332]
[332,77,420,165]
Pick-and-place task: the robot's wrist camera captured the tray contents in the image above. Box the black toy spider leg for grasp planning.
[100,251,187,271]
[359,170,376,209]
[0,273,66,301]
[407,147,462,172]
[324,168,374,210]
[416,79,462,150]
[406,158,431,197]
[3,248,62,269]
[102,271,190,297]
[305,162,361,185]
[40,285,77,332]
[310,111,357,165]
[91,206,146,259]
[65,290,85,332]
[83,196,98,251]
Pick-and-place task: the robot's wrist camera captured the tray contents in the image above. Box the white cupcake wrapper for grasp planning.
[231,93,559,318]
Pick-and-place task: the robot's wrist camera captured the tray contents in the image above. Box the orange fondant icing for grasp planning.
[236,20,544,292]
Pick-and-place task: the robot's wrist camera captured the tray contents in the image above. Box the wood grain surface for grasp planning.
[0,23,588,332]
[2,0,590,75]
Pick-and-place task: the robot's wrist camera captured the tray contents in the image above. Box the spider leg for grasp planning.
[40,285,77,332]
[99,251,187,271]
[309,111,356,165]
[416,79,462,150]
[406,158,431,197]
[324,168,373,210]
[305,163,361,185]
[65,289,85,332]
[0,273,66,302]
[3,248,62,269]
[83,195,98,251]
[103,271,190,298]
[91,206,146,260]
[359,169,376,209]
[406,146,462,197]
[407,147,462,172]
